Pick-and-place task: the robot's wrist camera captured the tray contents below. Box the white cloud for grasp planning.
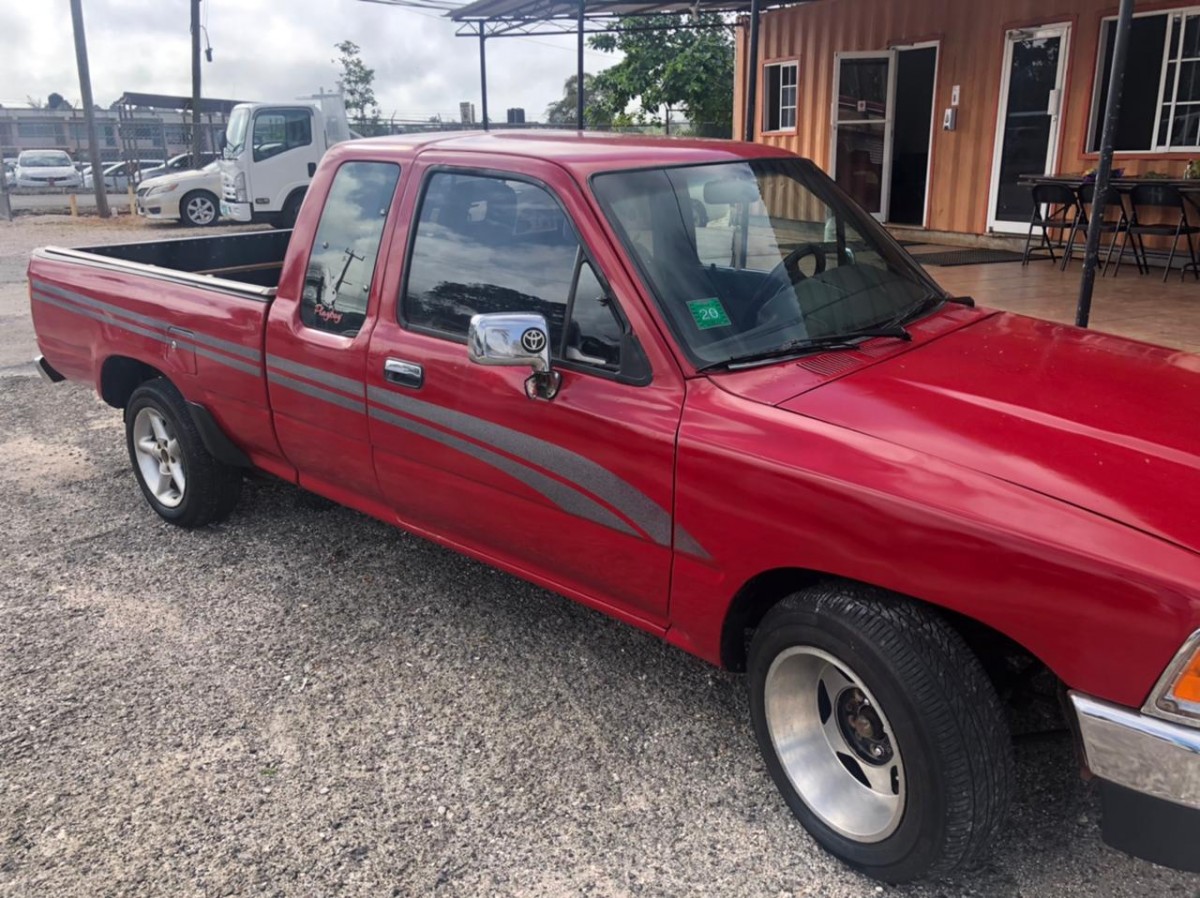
[0,0,618,122]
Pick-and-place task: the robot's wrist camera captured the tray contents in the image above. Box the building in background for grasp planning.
[0,92,241,166]
[735,0,1197,239]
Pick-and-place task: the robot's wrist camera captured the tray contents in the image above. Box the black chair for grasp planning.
[1022,183,1082,267]
[1077,183,1144,277]
[1127,183,1200,282]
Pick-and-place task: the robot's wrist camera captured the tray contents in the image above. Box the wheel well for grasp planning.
[721,569,1051,696]
[284,187,306,210]
[99,356,163,409]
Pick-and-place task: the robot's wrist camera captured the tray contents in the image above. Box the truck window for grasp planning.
[402,172,623,371]
[253,109,313,162]
[300,161,401,337]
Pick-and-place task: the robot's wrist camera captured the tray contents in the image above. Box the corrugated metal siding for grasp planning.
[734,0,1192,236]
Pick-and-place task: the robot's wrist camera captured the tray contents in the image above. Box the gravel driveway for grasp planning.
[2,217,1199,897]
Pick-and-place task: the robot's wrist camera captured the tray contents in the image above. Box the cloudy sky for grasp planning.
[0,0,616,122]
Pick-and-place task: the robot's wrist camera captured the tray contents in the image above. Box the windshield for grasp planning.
[592,158,943,368]
[224,108,249,158]
[20,152,72,168]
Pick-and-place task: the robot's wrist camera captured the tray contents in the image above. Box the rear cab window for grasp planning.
[300,161,401,337]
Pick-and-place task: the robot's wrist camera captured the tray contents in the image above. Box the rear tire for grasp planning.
[748,582,1013,883]
[124,378,242,528]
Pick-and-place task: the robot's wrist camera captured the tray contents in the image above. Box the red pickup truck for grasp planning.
[28,132,1200,883]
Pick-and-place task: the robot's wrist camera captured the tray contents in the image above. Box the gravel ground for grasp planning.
[2,217,1199,897]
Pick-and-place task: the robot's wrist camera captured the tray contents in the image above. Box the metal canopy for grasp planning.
[449,0,812,36]
[115,92,244,115]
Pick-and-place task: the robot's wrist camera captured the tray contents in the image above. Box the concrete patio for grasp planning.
[927,255,1200,355]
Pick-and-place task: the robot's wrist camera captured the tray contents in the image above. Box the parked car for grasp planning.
[2,158,15,187]
[26,133,1200,883]
[83,159,167,191]
[136,160,222,226]
[13,149,82,189]
[140,151,219,182]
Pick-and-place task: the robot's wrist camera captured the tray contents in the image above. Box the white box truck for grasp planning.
[219,94,353,229]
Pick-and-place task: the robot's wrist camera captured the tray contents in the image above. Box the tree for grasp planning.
[589,14,734,136]
[544,74,616,128]
[47,92,72,110]
[334,40,380,134]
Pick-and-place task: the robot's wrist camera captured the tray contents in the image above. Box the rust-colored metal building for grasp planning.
[734,0,1196,238]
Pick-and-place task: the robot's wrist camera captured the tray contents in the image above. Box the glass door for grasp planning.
[988,25,1071,233]
[832,52,896,220]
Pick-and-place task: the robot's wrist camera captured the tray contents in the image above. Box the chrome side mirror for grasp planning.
[467,312,561,400]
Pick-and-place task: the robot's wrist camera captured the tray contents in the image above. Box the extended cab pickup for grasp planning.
[28,133,1200,883]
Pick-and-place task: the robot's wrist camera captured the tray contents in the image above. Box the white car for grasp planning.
[136,161,223,226]
[140,151,220,182]
[83,159,166,191]
[14,149,82,189]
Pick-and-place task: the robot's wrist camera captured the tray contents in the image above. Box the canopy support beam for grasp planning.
[743,0,760,142]
[479,30,489,130]
[577,0,586,128]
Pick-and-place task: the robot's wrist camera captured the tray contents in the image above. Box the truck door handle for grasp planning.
[383,358,423,389]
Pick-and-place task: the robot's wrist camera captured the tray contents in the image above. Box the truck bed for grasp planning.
[51,229,291,291]
[28,229,289,478]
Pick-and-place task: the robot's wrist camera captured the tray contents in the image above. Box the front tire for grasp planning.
[124,379,242,528]
[179,189,218,227]
[748,582,1013,883]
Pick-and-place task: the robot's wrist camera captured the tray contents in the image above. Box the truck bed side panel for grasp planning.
[28,253,288,475]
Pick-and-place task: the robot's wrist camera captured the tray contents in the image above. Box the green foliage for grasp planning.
[334,40,380,133]
[588,14,733,136]
[544,74,617,128]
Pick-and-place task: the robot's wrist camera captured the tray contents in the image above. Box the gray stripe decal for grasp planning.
[366,386,674,546]
[31,290,261,377]
[269,371,366,413]
[31,279,262,362]
[266,353,363,397]
[674,524,711,562]
[370,406,638,538]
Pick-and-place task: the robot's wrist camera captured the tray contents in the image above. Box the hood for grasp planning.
[772,311,1200,555]
[139,168,218,191]
[19,165,77,177]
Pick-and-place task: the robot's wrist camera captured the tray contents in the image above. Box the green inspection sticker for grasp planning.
[687,297,732,330]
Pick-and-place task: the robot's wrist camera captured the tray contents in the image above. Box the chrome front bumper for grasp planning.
[1072,691,1200,808]
[1071,691,1200,872]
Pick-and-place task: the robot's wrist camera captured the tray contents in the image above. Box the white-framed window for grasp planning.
[1089,7,1200,152]
[764,61,798,132]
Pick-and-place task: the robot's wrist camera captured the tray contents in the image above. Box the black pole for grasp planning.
[1076,0,1135,327]
[576,0,586,130]
[743,0,761,142]
[479,30,489,131]
[69,0,109,218]
[191,0,202,163]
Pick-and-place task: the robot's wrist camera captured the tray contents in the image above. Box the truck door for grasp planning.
[264,159,402,505]
[367,162,693,626]
[247,106,319,217]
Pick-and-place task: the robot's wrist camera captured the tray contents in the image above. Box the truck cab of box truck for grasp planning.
[219,96,352,229]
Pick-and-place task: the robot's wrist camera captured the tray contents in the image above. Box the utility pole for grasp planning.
[191,0,203,162]
[69,0,109,218]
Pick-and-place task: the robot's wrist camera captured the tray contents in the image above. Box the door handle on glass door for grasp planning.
[384,358,424,389]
